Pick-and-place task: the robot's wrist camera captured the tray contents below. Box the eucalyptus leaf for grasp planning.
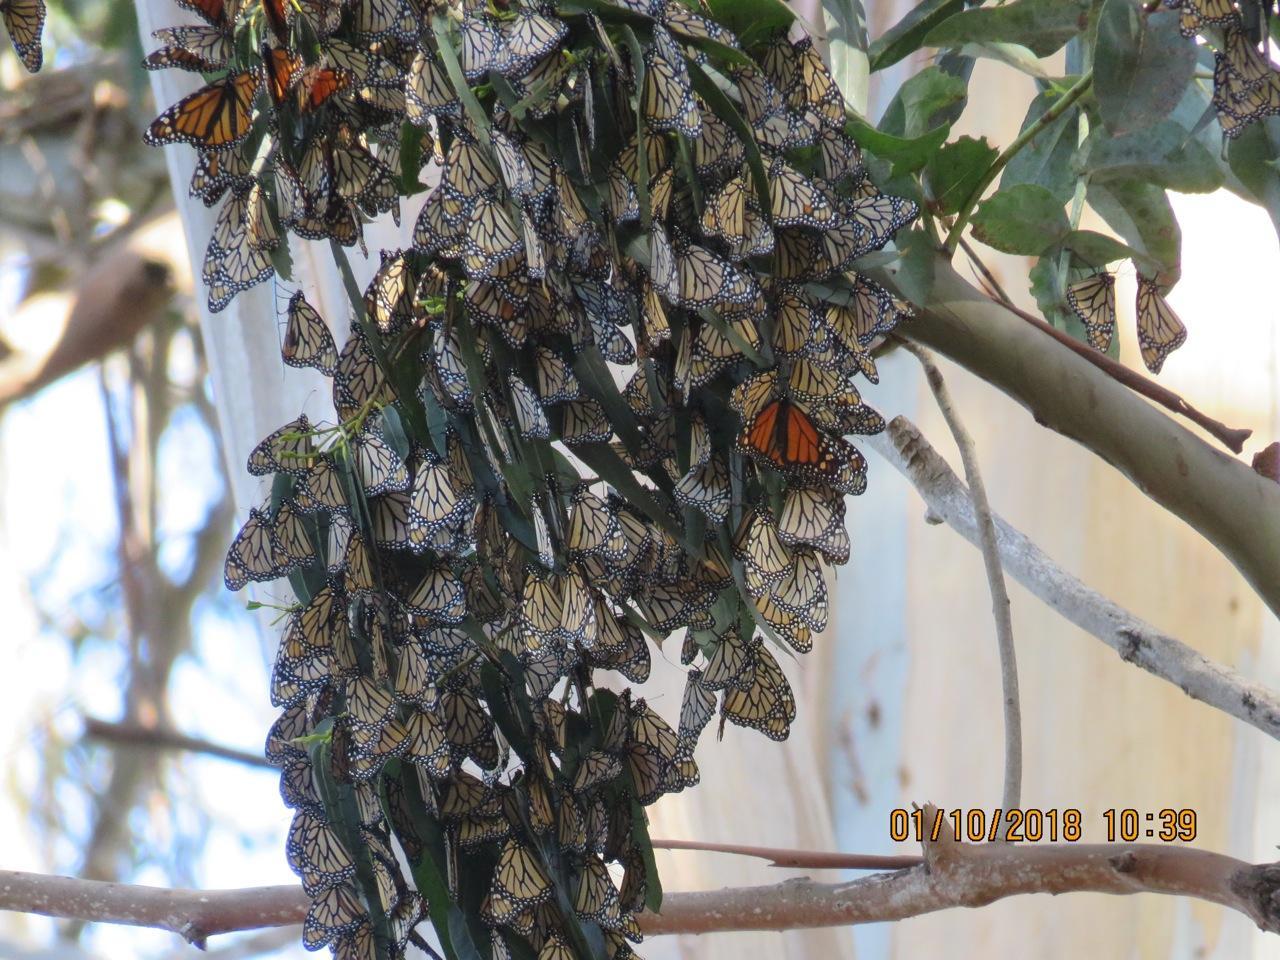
[1086,179,1182,278]
[869,0,967,72]
[925,0,1090,58]
[971,183,1071,255]
[878,66,968,139]
[1080,119,1224,194]
[1000,87,1082,203]
[926,135,997,215]
[1093,0,1195,135]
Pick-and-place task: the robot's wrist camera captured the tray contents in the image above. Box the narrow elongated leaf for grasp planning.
[925,0,1090,58]
[870,0,966,72]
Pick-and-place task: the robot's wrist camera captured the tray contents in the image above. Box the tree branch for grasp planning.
[901,257,1280,620]
[903,343,1022,821]
[81,718,272,770]
[652,839,921,870]
[865,414,1280,741]
[5,815,1280,942]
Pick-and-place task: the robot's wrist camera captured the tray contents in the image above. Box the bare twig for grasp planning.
[865,415,1280,741]
[81,718,271,770]
[896,259,1280,617]
[972,284,1251,454]
[903,343,1022,820]
[4,815,1280,940]
[652,839,921,870]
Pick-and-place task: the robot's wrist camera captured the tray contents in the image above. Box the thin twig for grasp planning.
[944,71,1094,254]
[81,718,273,770]
[979,290,1252,454]
[865,415,1280,742]
[958,236,1015,308]
[652,839,921,870]
[903,342,1022,821]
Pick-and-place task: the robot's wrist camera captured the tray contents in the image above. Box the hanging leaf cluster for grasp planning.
[141,0,918,958]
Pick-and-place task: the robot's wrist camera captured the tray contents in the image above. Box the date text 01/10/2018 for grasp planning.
[889,808,1198,843]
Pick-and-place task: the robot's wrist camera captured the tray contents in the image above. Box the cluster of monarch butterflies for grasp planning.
[1163,0,1280,137]
[163,0,921,958]
[2,0,46,72]
[1064,271,1187,374]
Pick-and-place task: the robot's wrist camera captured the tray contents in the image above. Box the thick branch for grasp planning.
[4,828,1280,941]
[865,415,1280,741]
[904,257,1280,620]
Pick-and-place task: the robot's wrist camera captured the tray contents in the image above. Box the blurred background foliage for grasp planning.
[1,3,303,958]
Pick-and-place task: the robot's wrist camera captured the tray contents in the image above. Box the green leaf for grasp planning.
[925,0,1089,58]
[704,0,798,47]
[1227,118,1280,242]
[893,227,937,306]
[1086,179,1181,278]
[869,0,966,72]
[1057,229,1143,269]
[823,0,868,111]
[926,135,998,215]
[878,66,968,139]
[1028,255,1066,324]
[846,113,950,175]
[1000,87,1082,203]
[1079,119,1224,193]
[970,183,1071,255]
[1093,1,1195,135]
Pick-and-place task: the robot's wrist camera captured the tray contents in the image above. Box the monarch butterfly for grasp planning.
[403,564,466,623]
[533,346,579,405]
[678,667,716,751]
[502,6,567,75]
[574,855,623,927]
[364,249,412,334]
[817,126,865,182]
[224,507,283,590]
[1222,24,1273,90]
[642,25,701,139]
[508,373,550,440]
[144,44,223,73]
[762,35,846,129]
[351,426,409,498]
[770,547,827,632]
[407,48,460,123]
[693,104,745,175]
[1211,52,1280,137]
[282,292,338,375]
[1135,276,1188,374]
[410,453,468,531]
[769,158,834,228]
[247,414,314,476]
[295,63,350,113]
[778,484,845,551]
[739,396,866,490]
[732,64,815,150]
[702,630,756,692]
[721,642,795,741]
[189,146,252,206]
[1165,0,1237,36]
[333,332,396,419]
[176,0,233,28]
[701,175,747,245]
[492,839,553,908]
[661,0,735,47]
[674,238,758,309]
[571,749,622,795]
[845,192,919,259]
[145,71,260,149]
[1065,272,1116,353]
[261,44,300,103]
[464,197,524,280]
[460,13,509,79]
[820,275,898,352]
[0,0,42,71]
[302,883,367,950]
[286,810,356,895]
[151,23,232,69]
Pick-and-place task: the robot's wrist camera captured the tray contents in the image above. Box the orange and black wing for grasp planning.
[145,71,260,148]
